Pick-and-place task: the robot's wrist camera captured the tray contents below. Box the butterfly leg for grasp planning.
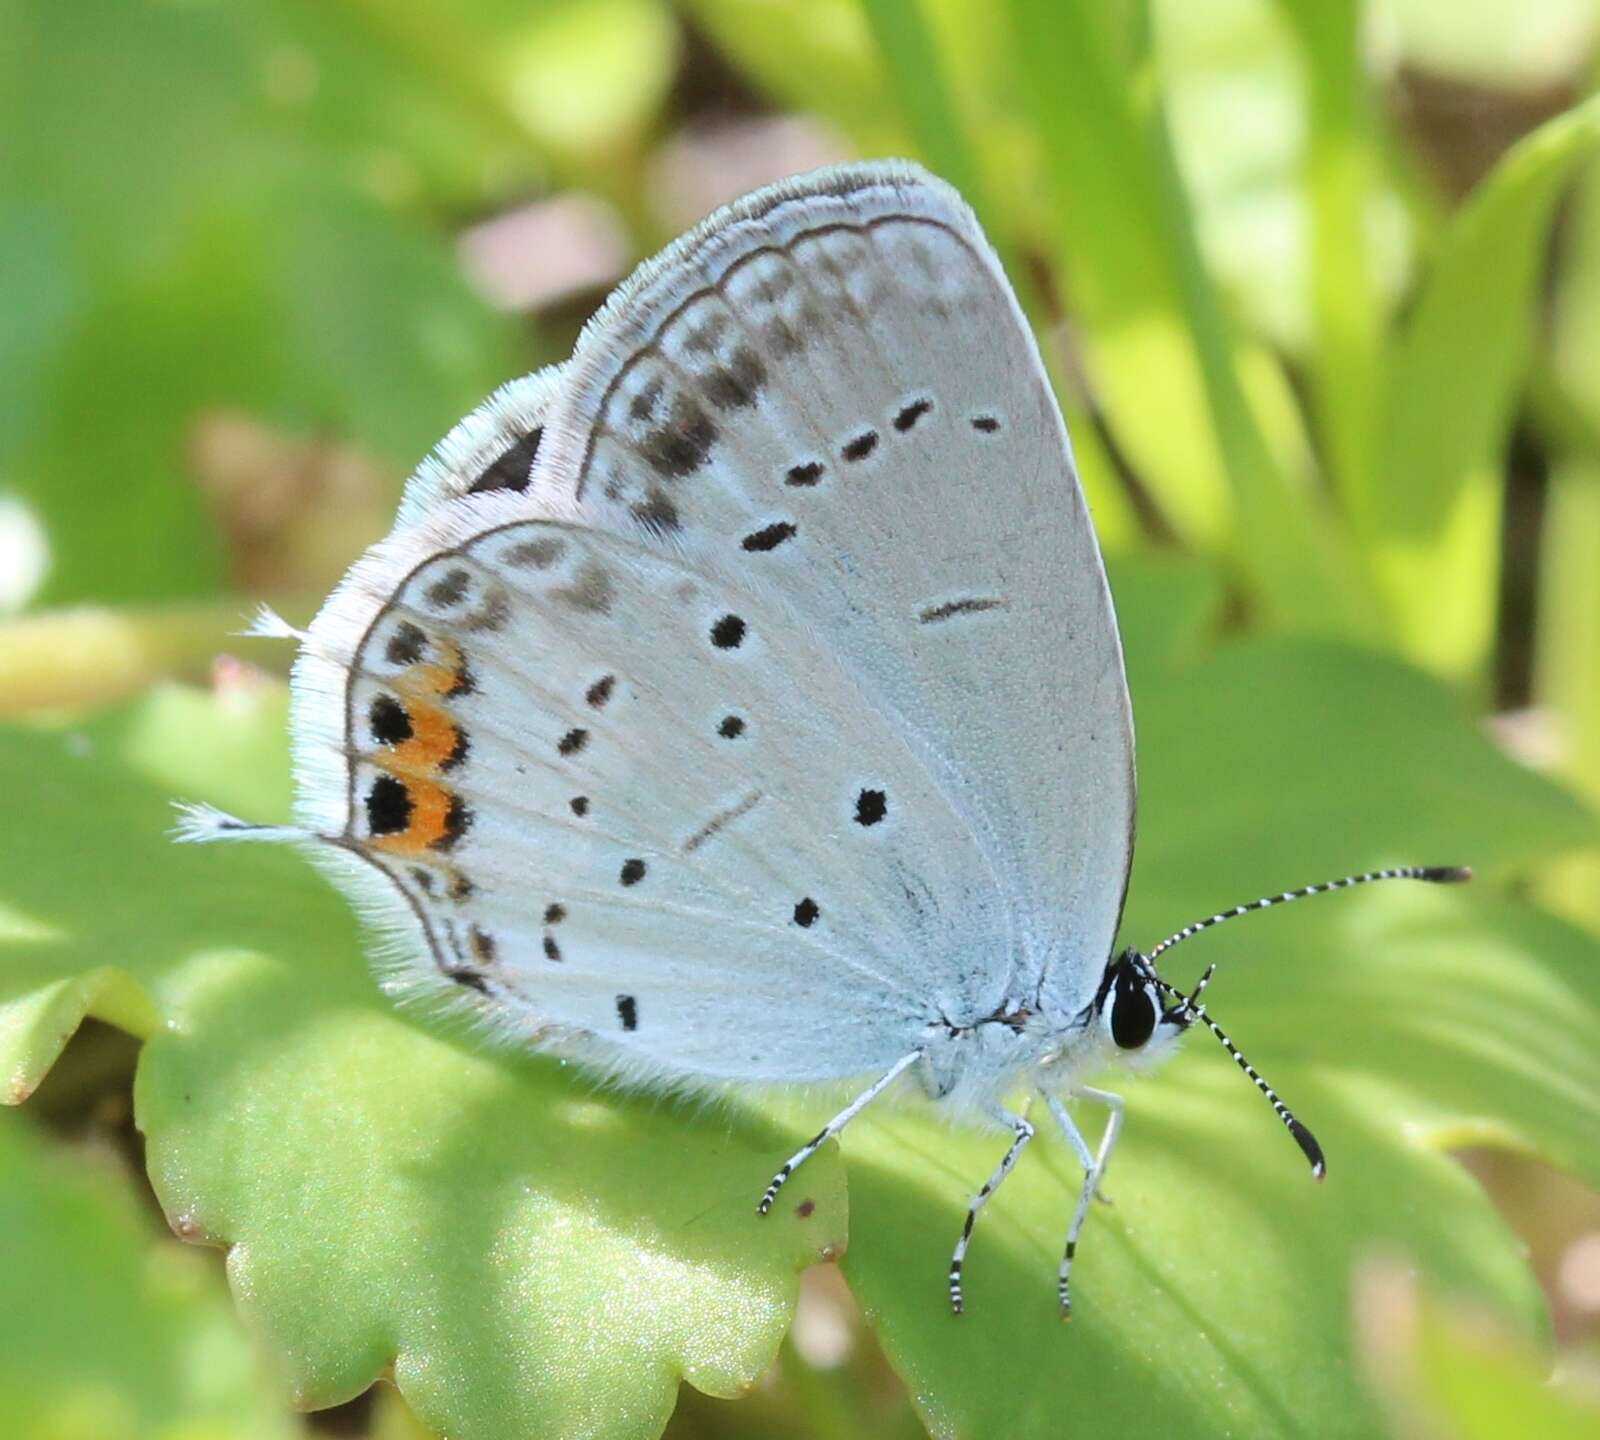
[948,1105,1035,1315]
[1046,1087,1125,1320]
[757,1049,923,1216]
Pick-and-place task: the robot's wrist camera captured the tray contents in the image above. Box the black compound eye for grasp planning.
[1110,971,1158,1049]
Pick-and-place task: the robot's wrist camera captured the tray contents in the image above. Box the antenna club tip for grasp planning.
[1288,1118,1326,1179]
[1421,865,1472,884]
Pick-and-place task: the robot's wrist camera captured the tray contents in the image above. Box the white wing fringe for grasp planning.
[170,801,309,845]
[238,604,308,643]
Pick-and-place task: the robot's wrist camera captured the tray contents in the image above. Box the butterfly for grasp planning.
[179,161,1468,1316]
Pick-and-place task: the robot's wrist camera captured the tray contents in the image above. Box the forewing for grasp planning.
[538,162,1134,1016]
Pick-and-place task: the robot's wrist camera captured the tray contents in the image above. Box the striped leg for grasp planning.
[948,1105,1034,1315]
[757,1049,923,1215]
[1046,1087,1125,1320]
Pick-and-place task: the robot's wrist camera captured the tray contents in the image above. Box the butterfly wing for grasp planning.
[288,161,1133,1086]
[540,162,1135,1021]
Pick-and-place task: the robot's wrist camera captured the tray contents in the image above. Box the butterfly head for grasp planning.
[1092,947,1190,1069]
[1082,865,1472,1180]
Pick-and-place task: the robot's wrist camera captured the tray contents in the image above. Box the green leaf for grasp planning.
[0,0,520,610]
[1368,95,1600,675]
[4,567,1596,1437]
[831,561,1599,1439]
[0,683,844,1440]
[860,0,986,212]
[0,1111,297,1439]
[1273,0,1389,500]
[680,0,895,153]
[1005,0,1381,638]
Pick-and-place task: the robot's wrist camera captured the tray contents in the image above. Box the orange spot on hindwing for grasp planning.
[368,776,468,856]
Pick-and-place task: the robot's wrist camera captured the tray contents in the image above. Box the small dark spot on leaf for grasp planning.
[796,1199,815,1218]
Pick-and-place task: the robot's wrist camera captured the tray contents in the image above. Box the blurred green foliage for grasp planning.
[3,1,1600,1437]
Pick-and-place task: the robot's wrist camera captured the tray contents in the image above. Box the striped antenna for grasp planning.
[1146,865,1471,966]
[1147,969,1326,1177]
[1135,863,1472,1180]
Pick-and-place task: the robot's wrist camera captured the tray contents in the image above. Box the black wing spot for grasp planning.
[703,347,767,411]
[448,872,475,901]
[369,694,412,746]
[793,897,820,928]
[786,461,824,487]
[629,378,663,422]
[505,537,565,569]
[971,414,1000,433]
[543,935,562,961]
[385,622,426,666]
[544,903,566,925]
[442,726,470,771]
[467,427,542,494]
[570,796,590,817]
[718,714,746,739]
[742,521,797,552]
[410,867,436,895]
[620,858,646,886]
[854,788,887,827]
[617,994,639,1031]
[641,396,718,477]
[842,430,878,461]
[425,568,471,608]
[449,970,490,994]
[438,794,471,850]
[469,926,496,963]
[710,614,746,649]
[586,675,616,709]
[551,563,615,616]
[919,596,1006,624]
[894,399,932,432]
[631,489,681,536]
[366,776,412,836]
[558,728,589,756]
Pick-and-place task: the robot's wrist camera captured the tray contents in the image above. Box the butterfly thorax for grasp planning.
[919,993,1111,1110]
